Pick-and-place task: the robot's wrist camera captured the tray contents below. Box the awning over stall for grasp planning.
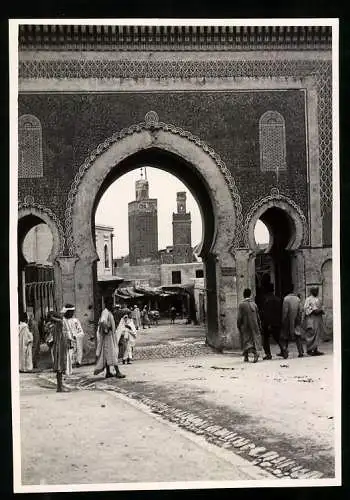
[98,276,124,294]
[114,287,145,299]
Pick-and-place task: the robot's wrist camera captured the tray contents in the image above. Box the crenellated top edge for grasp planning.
[18,25,332,51]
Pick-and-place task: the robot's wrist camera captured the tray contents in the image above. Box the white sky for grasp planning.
[95,167,269,257]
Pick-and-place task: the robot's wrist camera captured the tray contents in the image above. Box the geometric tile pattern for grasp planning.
[18,114,43,178]
[18,197,65,255]
[316,62,332,217]
[259,111,287,173]
[19,57,332,229]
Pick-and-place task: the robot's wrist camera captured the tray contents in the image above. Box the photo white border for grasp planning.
[9,17,341,493]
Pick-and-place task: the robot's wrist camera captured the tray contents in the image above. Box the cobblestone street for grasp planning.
[18,335,337,489]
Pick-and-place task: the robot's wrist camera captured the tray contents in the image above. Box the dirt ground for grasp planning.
[122,343,335,452]
[19,376,270,487]
[18,339,337,488]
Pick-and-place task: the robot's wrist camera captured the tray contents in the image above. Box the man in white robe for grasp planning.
[131,305,141,330]
[19,312,33,373]
[303,287,325,356]
[61,304,76,376]
[117,314,137,365]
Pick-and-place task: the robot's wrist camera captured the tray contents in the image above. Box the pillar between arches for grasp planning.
[56,256,79,310]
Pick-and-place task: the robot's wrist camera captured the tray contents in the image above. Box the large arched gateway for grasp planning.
[17,24,334,350]
[67,113,240,349]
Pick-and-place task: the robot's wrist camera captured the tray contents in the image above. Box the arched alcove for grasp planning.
[245,194,307,307]
[17,207,63,322]
[68,122,239,348]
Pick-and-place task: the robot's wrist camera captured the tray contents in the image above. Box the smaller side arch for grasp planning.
[244,191,308,251]
[18,201,65,262]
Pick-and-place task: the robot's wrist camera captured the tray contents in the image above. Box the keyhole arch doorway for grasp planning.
[68,125,240,348]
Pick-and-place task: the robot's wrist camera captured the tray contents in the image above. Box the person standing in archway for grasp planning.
[94,297,126,379]
[280,286,304,359]
[19,312,33,373]
[237,288,262,363]
[303,287,325,356]
[260,283,284,360]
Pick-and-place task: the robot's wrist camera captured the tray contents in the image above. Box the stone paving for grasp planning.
[38,343,335,482]
[34,324,336,484]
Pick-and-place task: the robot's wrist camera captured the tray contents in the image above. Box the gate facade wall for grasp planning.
[17,25,333,348]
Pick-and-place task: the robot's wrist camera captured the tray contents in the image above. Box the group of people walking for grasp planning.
[19,283,327,388]
[237,284,326,363]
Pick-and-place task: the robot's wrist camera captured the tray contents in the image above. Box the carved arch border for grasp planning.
[18,199,65,262]
[244,189,309,251]
[65,111,243,256]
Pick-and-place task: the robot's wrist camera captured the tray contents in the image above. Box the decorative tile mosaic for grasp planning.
[18,114,43,178]
[259,111,287,173]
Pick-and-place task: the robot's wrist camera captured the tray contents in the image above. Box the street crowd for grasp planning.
[18,300,158,392]
[237,283,327,363]
[18,282,328,391]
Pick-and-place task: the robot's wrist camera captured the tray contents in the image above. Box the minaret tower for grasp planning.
[172,191,192,264]
[128,168,158,266]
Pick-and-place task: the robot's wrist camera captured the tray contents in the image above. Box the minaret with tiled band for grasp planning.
[128,168,158,266]
[172,191,192,264]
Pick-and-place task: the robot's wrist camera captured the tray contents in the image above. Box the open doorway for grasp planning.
[91,148,214,342]
[93,163,205,342]
[254,207,295,308]
[18,216,56,339]
[70,125,238,349]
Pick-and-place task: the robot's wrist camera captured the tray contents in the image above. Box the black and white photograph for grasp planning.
[9,18,341,492]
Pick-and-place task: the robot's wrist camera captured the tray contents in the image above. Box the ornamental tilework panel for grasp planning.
[18,58,332,224]
[18,114,43,178]
[259,111,287,173]
[18,89,309,252]
[317,63,332,218]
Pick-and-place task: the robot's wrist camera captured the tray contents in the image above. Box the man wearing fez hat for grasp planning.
[60,303,76,375]
[61,303,85,368]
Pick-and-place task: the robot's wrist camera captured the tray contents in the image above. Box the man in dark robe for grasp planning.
[113,304,124,328]
[260,283,284,360]
[50,311,72,392]
[237,288,262,363]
